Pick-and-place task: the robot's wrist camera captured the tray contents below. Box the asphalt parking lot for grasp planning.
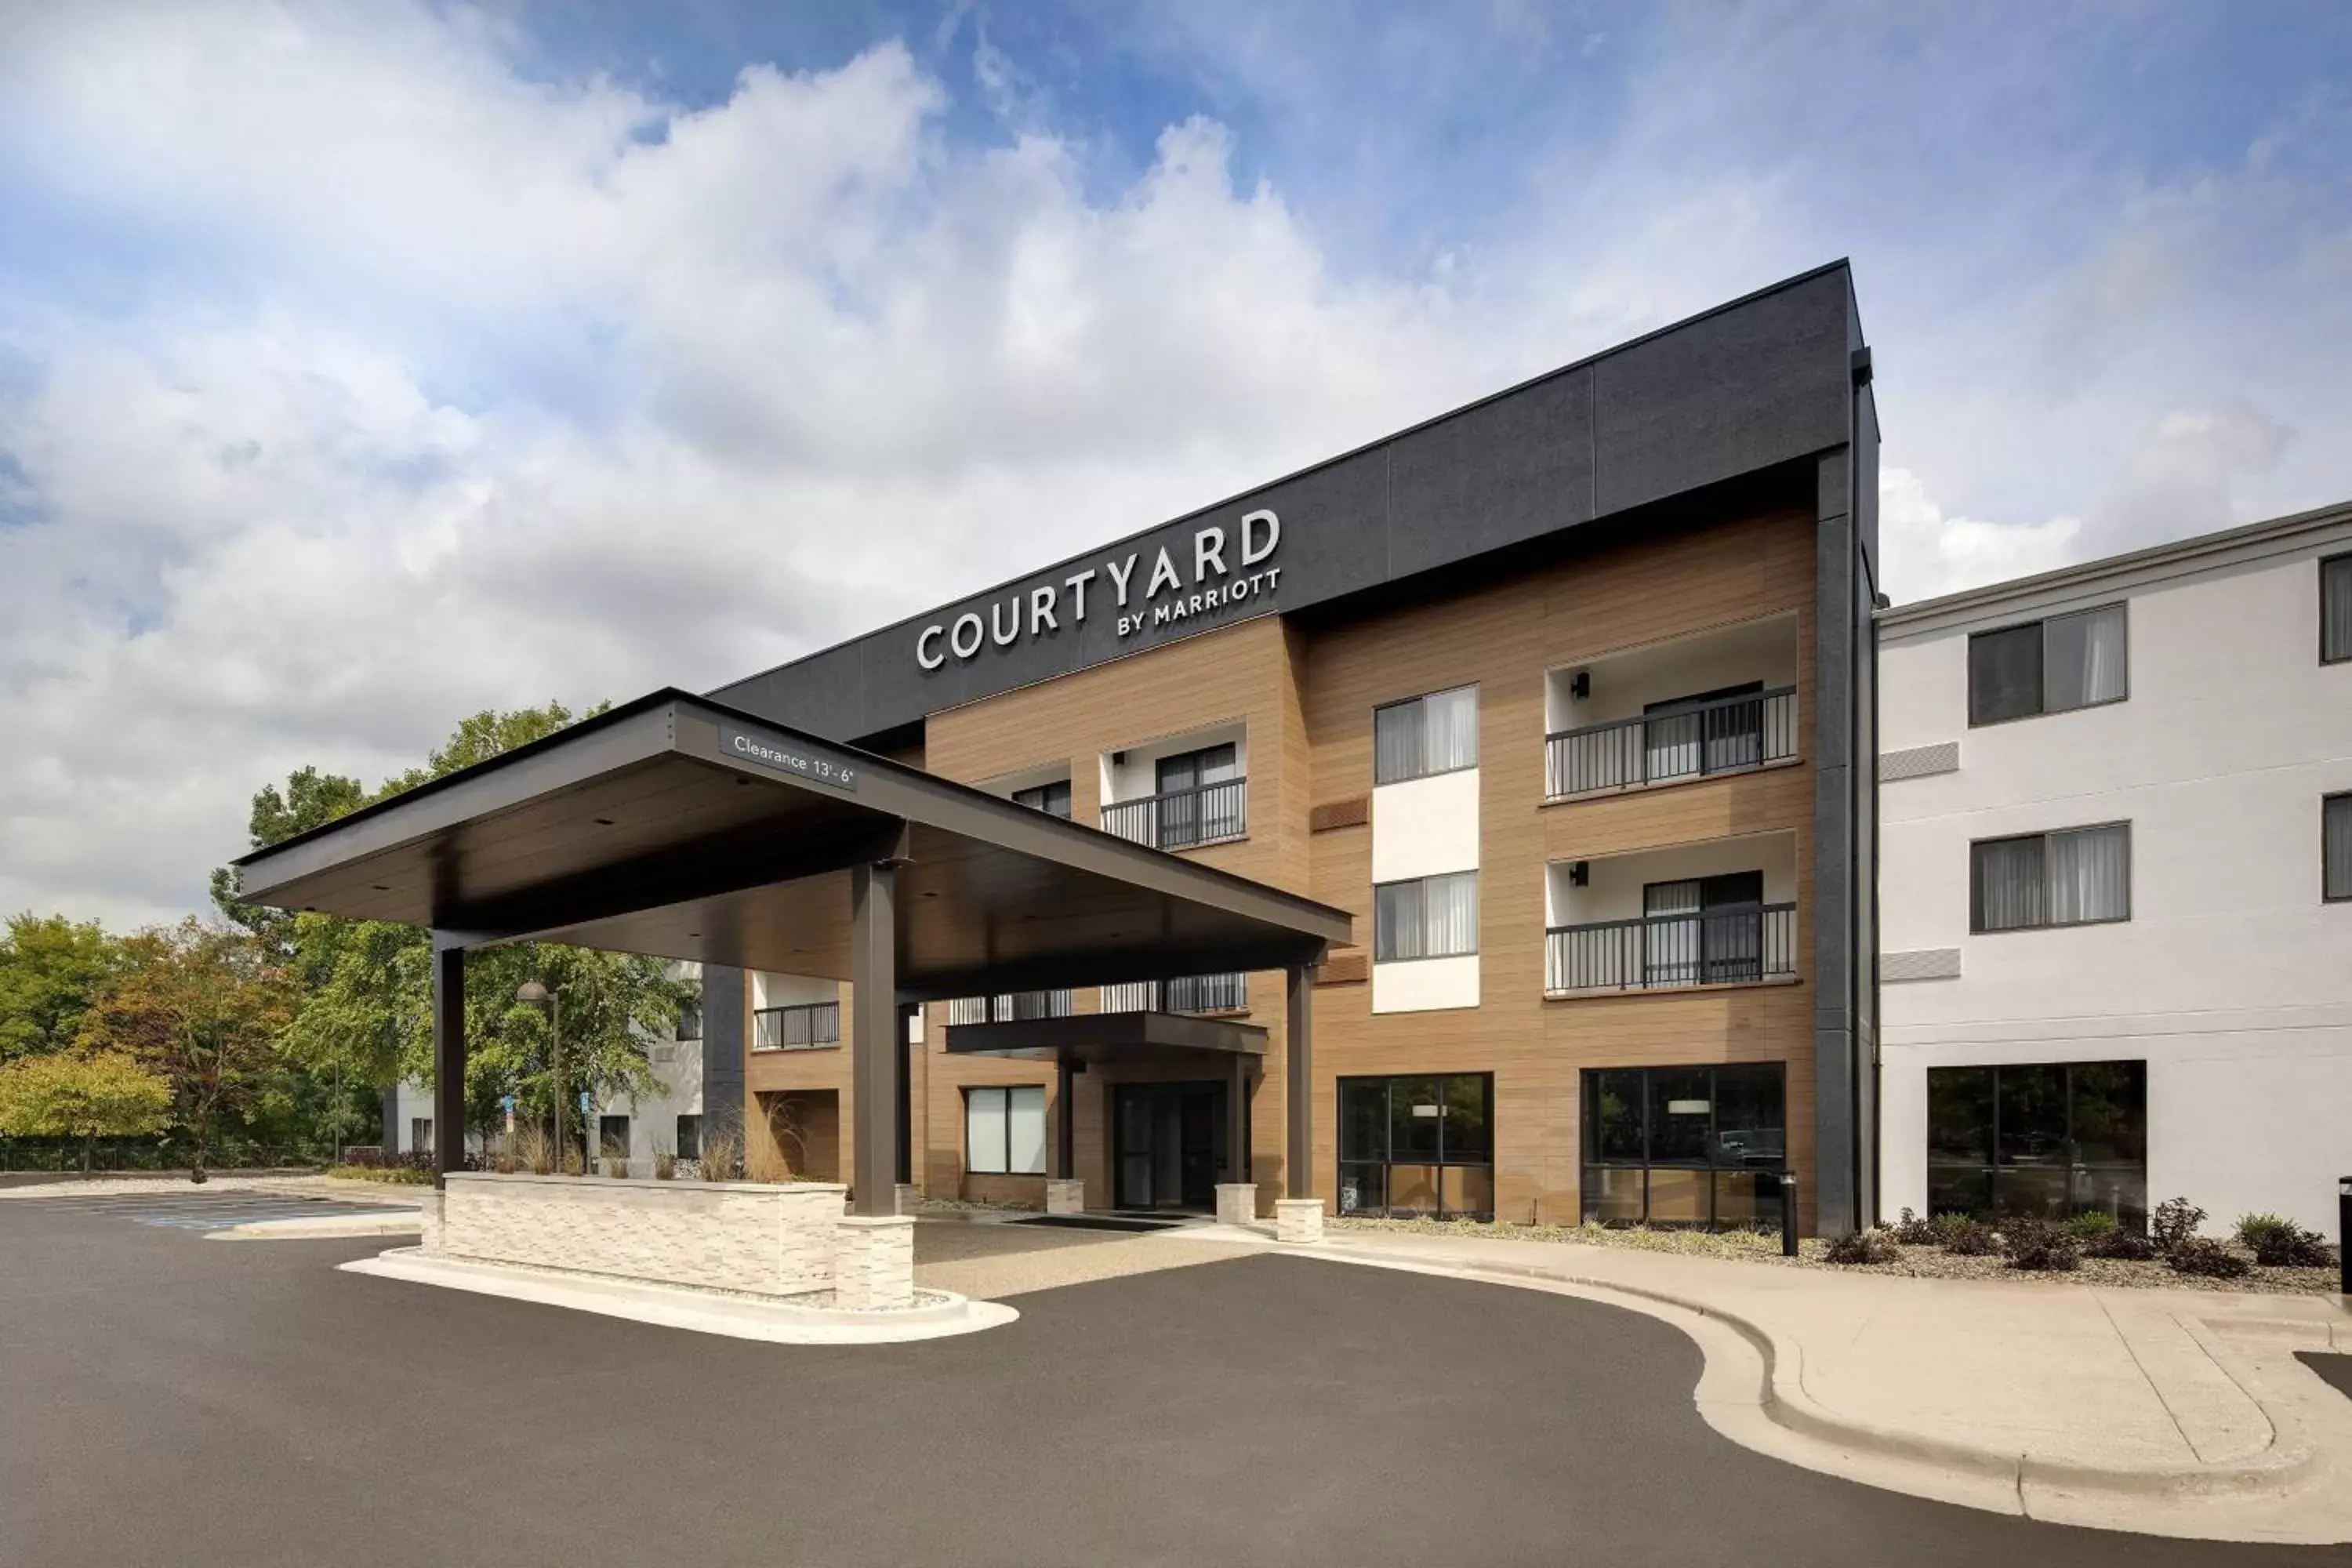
[2,1197,2343,1568]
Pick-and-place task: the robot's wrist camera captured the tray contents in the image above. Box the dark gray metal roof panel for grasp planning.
[710,261,1864,742]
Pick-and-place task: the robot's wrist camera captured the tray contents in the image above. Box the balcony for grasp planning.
[1544,613,1798,801]
[1547,905,1797,994]
[1099,973,1250,1015]
[1547,687,1796,799]
[946,991,1074,1025]
[1100,778,1247,851]
[752,1000,840,1050]
[1544,832,1798,996]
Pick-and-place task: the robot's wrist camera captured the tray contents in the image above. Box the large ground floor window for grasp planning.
[1581,1064,1786,1230]
[1338,1074,1493,1220]
[965,1086,1047,1176]
[1927,1060,2146,1229]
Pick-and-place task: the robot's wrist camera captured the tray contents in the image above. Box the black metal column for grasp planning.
[1055,1051,1076,1181]
[895,1004,915,1186]
[1286,964,1312,1199]
[1227,1052,1250,1183]
[430,937,466,1187]
[848,858,900,1217]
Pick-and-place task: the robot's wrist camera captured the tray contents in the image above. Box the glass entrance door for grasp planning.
[1112,1082,1226,1211]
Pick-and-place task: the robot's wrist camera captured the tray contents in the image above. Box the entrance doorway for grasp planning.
[1112,1081,1229,1211]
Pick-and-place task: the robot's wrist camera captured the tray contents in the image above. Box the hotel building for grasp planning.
[698,262,1885,1236]
[1877,499,2352,1236]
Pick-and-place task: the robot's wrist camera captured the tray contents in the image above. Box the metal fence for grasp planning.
[1099,973,1249,1014]
[1545,687,1796,798]
[1545,904,1797,993]
[752,1000,841,1050]
[1099,778,1247,850]
[945,991,1074,1025]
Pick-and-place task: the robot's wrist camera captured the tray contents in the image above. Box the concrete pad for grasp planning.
[207,1212,424,1241]
[343,1246,1018,1344]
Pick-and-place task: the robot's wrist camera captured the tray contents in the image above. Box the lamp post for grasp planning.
[517,982,562,1169]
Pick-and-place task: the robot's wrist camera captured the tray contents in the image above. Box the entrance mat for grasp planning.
[1010,1214,1185,1233]
[2296,1351,2352,1404]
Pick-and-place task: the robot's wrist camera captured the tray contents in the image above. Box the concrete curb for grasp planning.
[206,1213,424,1241]
[1301,1241,2333,1530]
[339,1246,1020,1345]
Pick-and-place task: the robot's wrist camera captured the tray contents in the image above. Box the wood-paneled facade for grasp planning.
[739,497,1835,1230]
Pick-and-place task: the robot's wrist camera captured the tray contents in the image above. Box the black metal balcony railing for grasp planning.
[1100,973,1249,1015]
[1546,904,1797,993]
[753,1001,840,1050]
[1100,778,1247,850]
[1546,687,1797,799]
[946,990,1075,1026]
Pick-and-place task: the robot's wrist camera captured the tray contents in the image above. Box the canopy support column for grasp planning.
[430,936,466,1188]
[1227,1051,1249,1183]
[849,858,902,1218]
[1285,963,1312,1199]
[1055,1051,1077,1180]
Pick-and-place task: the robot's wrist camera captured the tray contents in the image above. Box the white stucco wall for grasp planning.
[1371,954,1480,1013]
[1545,831,1798,927]
[1877,534,2352,1234]
[1370,768,1480,884]
[1546,612,1798,731]
[1099,722,1248,804]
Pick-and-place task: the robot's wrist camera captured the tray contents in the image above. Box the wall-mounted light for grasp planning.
[1569,860,1589,887]
[1570,670,1590,699]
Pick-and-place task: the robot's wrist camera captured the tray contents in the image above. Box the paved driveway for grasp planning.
[0,1200,2340,1568]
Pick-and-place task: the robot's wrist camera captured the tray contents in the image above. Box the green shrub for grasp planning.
[2150,1196,2206,1250]
[2062,1210,2120,1241]
[1823,1227,1900,1265]
[1939,1216,2001,1256]
[1889,1207,1937,1245]
[326,1163,433,1186]
[2083,1227,2158,1261]
[2165,1237,2251,1279]
[2002,1217,2082,1272]
[2236,1214,2334,1268]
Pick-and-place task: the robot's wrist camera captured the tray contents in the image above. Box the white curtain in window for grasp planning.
[1374,702,1425,786]
[1975,837,2046,931]
[966,1087,1008,1174]
[1423,686,1479,773]
[2045,605,2127,710]
[2046,825,2129,924]
[1374,880,1425,961]
[1421,872,1479,958]
[1007,1086,1047,1175]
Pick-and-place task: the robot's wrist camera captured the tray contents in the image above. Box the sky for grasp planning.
[2,0,2350,931]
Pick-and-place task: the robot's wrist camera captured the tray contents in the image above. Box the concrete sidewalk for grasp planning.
[1237,1224,2352,1544]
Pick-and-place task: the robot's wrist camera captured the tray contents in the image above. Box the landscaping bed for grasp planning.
[1329,1210,2343,1298]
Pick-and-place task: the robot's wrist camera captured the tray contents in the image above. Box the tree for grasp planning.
[0,1051,172,1172]
[78,920,296,1181]
[0,913,121,1063]
[217,700,686,1153]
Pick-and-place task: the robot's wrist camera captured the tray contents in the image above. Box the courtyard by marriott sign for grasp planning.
[916,510,1283,670]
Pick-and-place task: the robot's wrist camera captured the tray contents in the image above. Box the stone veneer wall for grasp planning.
[435,1173,848,1298]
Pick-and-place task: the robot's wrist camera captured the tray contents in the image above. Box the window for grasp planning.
[410,1116,433,1155]
[965,1086,1047,1176]
[1338,1074,1493,1219]
[2328,795,2352,902]
[1150,744,1243,848]
[1374,685,1479,784]
[1927,1062,2146,1229]
[1967,604,2126,725]
[1970,824,2130,932]
[1581,1064,1786,1230]
[2324,555,2352,664]
[1640,872,1766,986]
[675,996,702,1042]
[1373,871,1479,961]
[1012,780,1072,818]
[597,1115,630,1159]
[674,1114,701,1162]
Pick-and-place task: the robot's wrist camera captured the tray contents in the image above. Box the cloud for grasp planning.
[1878,467,2082,606]
[0,5,1488,928]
